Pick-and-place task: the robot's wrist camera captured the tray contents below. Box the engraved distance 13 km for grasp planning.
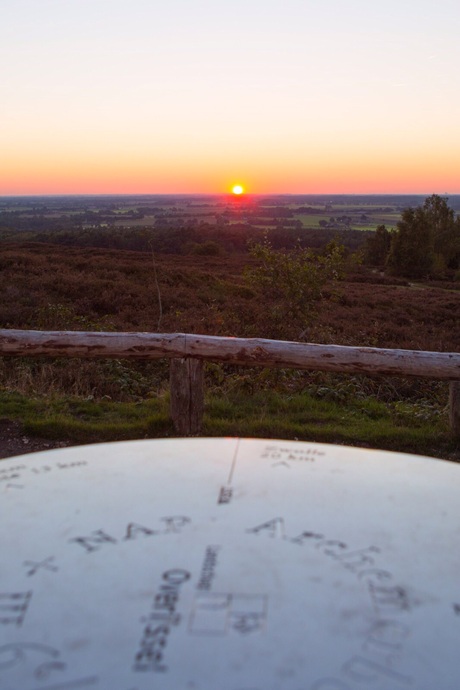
[133,569,191,674]
[0,461,87,486]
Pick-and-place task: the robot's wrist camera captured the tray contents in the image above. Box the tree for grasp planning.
[387,195,460,277]
[364,224,392,267]
[245,236,345,338]
[387,207,433,278]
[422,195,460,269]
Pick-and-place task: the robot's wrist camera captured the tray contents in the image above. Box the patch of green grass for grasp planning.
[0,390,173,444]
[293,214,327,226]
[202,390,458,461]
[0,391,44,417]
[0,388,457,461]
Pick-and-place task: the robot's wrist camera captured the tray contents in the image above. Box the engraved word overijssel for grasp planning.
[133,568,191,674]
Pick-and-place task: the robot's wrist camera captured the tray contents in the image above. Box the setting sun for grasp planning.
[232,185,244,195]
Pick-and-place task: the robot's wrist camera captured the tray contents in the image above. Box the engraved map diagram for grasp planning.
[1,438,459,690]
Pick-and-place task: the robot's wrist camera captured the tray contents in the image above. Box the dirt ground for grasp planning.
[0,418,74,460]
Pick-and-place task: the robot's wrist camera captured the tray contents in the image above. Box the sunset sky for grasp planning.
[2,0,459,195]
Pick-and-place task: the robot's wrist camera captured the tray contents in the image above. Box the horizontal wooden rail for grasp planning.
[1,329,460,379]
[1,329,459,436]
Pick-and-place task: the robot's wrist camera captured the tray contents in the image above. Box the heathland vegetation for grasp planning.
[0,194,459,460]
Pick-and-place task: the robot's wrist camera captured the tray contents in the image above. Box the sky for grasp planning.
[1,0,460,195]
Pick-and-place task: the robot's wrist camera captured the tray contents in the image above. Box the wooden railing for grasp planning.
[1,329,459,436]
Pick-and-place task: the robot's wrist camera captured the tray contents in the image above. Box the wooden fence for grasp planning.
[1,329,459,436]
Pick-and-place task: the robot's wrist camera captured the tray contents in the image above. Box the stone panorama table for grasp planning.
[0,438,459,690]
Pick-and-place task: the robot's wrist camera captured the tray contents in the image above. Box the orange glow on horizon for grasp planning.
[1,146,460,196]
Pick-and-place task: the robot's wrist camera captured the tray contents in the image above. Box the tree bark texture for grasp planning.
[169,358,204,435]
[449,382,460,438]
[1,330,459,380]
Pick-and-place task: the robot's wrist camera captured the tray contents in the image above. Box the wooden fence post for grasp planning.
[449,381,460,438]
[169,358,204,435]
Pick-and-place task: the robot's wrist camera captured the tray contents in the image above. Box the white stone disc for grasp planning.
[0,438,459,690]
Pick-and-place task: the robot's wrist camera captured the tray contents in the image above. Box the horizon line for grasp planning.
[1,191,457,199]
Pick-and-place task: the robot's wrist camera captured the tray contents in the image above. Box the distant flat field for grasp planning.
[110,216,158,227]
[293,212,401,231]
[374,213,401,222]
[0,195,409,232]
[292,214,326,225]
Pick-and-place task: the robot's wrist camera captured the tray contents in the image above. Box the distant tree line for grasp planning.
[364,195,460,278]
[0,220,369,255]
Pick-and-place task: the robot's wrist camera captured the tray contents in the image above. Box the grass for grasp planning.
[1,388,457,462]
[204,390,457,460]
[0,391,173,444]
